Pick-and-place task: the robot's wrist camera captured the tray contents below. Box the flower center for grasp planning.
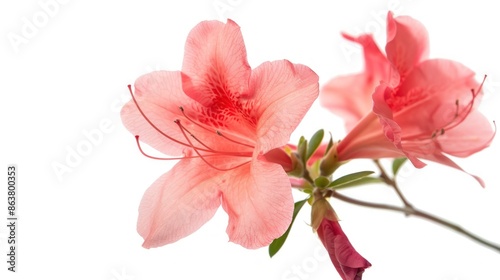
[128,85,254,171]
[431,75,487,139]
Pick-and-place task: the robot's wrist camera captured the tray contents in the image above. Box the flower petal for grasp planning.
[181,19,251,107]
[336,112,405,162]
[318,219,371,280]
[121,71,192,155]
[386,11,429,80]
[251,60,319,153]
[437,110,494,157]
[137,158,222,248]
[321,33,392,131]
[421,152,486,188]
[220,159,294,249]
[393,59,479,134]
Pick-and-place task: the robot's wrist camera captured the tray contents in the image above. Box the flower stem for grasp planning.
[373,159,413,209]
[331,191,500,253]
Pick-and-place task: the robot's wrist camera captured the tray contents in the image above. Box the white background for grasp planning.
[1,1,500,279]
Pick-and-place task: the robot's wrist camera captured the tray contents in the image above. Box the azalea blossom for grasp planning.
[121,19,319,249]
[322,12,494,185]
[321,32,392,132]
[312,194,371,280]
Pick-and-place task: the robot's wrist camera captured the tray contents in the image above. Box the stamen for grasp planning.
[134,135,186,160]
[128,85,219,153]
[179,106,214,133]
[216,131,255,148]
[180,106,255,149]
[476,75,487,95]
[430,76,488,139]
[175,119,216,152]
[128,85,253,164]
[134,135,226,161]
[175,119,251,171]
[128,85,191,148]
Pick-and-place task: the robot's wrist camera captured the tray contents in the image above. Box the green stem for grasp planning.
[373,159,413,209]
[331,191,500,253]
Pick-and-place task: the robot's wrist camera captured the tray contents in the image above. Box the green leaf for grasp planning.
[269,199,307,258]
[328,171,375,189]
[331,176,383,189]
[392,158,408,176]
[306,129,324,161]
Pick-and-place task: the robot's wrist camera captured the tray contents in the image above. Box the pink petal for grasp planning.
[386,11,430,81]
[372,85,427,167]
[121,71,192,155]
[221,159,294,249]
[251,60,319,153]
[138,158,222,248]
[336,112,405,162]
[421,152,486,188]
[262,147,293,172]
[372,60,484,168]
[181,19,251,107]
[122,71,254,157]
[318,219,371,280]
[437,111,494,157]
[321,34,392,131]
[394,59,479,133]
[321,73,376,131]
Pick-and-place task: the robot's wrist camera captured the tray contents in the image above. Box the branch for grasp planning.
[331,191,500,253]
[373,159,413,209]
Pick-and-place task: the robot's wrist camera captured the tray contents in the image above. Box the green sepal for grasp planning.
[269,199,307,258]
[392,157,408,176]
[328,171,375,189]
[319,146,339,177]
[306,129,324,161]
[287,153,304,177]
[331,176,383,189]
[324,132,334,155]
[308,158,321,180]
[297,137,307,165]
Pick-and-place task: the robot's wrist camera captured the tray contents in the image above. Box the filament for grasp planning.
[135,135,230,161]
[216,131,255,148]
[180,106,255,149]
[175,119,251,171]
[128,85,192,148]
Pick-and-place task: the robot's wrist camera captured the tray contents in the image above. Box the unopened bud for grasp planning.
[311,190,338,231]
[319,143,340,176]
[287,152,304,177]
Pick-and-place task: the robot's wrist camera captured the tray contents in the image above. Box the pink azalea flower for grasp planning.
[322,12,495,186]
[321,11,427,131]
[321,32,392,132]
[121,20,318,249]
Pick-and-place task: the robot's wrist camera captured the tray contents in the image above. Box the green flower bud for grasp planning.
[319,142,341,176]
